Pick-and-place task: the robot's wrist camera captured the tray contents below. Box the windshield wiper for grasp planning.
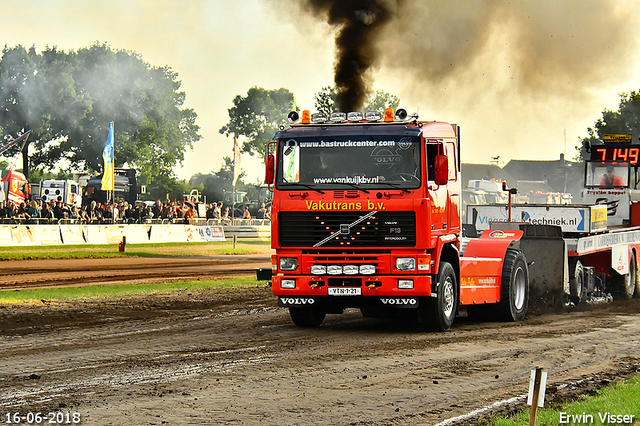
[375,182,411,193]
[281,182,325,194]
[337,183,370,193]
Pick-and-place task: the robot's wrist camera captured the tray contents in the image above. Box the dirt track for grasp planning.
[1,256,639,426]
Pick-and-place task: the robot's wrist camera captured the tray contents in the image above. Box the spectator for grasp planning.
[256,203,267,219]
[68,206,79,220]
[53,201,64,219]
[152,199,164,219]
[242,206,251,220]
[183,203,196,224]
[27,200,41,218]
[41,202,55,221]
[79,205,90,222]
[222,206,230,219]
[206,202,218,219]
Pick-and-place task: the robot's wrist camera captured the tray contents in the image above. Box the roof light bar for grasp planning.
[301,110,311,124]
[347,111,364,122]
[311,112,328,123]
[384,108,394,122]
[365,111,382,122]
[330,112,346,122]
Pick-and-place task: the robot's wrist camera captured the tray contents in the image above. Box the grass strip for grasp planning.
[0,277,262,304]
[0,241,270,260]
[487,374,640,425]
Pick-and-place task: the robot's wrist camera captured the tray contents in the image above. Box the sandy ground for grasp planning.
[0,256,639,426]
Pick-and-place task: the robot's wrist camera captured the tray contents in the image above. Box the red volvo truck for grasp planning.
[261,108,529,331]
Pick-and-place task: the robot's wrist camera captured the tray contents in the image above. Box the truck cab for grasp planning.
[265,109,474,330]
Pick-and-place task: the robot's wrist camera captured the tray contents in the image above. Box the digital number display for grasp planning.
[591,145,640,164]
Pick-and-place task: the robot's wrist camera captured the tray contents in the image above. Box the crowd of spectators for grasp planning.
[0,198,271,225]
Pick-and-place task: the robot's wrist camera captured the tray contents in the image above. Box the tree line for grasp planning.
[3,42,638,205]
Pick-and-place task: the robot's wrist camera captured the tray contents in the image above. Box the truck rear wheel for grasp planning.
[420,262,457,332]
[495,249,529,322]
[289,306,326,328]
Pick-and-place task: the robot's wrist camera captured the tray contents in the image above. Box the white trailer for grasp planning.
[40,179,82,207]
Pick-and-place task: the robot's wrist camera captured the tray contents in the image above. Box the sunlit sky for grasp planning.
[2,0,640,183]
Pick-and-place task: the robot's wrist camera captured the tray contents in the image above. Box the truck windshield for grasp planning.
[276,136,422,190]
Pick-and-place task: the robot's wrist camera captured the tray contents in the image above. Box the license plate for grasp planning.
[328,287,362,296]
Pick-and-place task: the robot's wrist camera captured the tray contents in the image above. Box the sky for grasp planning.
[2,0,640,184]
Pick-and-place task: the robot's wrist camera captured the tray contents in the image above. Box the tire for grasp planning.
[569,260,585,304]
[420,262,457,332]
[623,254,637,299]
[635,254,640,299]
[495,249,529,322]
[289,306,325,328]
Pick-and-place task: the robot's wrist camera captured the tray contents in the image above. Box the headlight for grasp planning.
[310,265,327,275]
[359,265,376,275]
[395,257,416,271]
[398,279,414,289]
[281,279,296,289]
[343,265,358,275]
[327,265,343,275]
[279,257,298,271]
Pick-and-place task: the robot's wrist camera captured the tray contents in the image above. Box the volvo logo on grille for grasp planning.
[380,298,418,306]
[279,297,315,307]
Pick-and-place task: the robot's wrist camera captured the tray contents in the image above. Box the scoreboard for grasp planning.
[591,143,640,165]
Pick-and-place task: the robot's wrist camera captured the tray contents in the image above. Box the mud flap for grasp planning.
[492,223,566,311]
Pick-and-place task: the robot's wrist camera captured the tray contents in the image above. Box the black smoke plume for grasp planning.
[305,0,404,111]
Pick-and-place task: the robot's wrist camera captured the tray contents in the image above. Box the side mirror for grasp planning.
[265,154,275,185]
[434,154,448,185]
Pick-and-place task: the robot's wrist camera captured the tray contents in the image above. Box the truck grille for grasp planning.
[279,211,416,248]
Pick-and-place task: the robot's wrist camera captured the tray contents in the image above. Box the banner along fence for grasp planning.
[0,220,271,246]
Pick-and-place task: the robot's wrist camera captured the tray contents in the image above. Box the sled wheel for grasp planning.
[623,254,637,299]
[421,262,457,331]
[569,259,585,304]
[289,306,325,328]
[495,249,529,322]
[634,253,640,299]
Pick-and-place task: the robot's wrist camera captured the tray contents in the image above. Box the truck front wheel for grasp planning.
[496,249,529,322]
[420,262,457,332]
[289,306,326,328]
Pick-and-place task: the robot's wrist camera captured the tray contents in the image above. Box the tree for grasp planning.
[315,86,337,116]
[314,87,400,115]
[577,90,640,160]
[0,43,201,187]
[219,87,294,161]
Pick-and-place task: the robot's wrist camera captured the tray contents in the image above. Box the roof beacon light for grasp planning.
[330,112,347,122]
[365,111,382,122]
[384,108,394,122]
[347,111,364,122]
[395,108,408,121]
[311,112,328,124]
[301,110,311,124]
[287,111,300,124]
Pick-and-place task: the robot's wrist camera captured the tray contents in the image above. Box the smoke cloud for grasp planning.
[303,0,405,111]
[283,0,640,111]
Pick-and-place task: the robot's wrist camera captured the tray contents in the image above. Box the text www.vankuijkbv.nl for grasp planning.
[312,176,380,184]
